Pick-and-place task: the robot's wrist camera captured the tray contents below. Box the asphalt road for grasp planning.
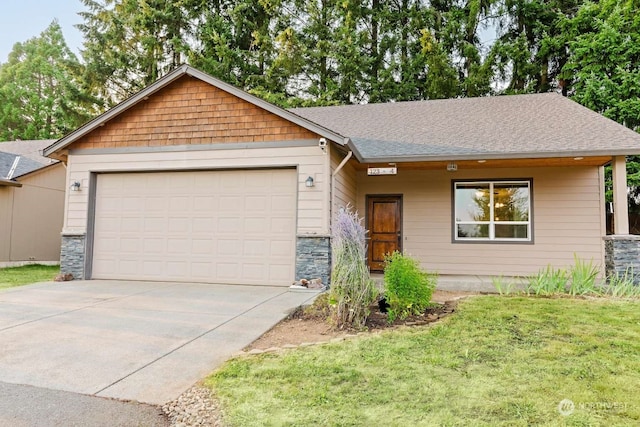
[0,381,169,427]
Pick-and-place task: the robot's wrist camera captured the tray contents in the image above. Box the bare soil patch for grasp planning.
[245,290,481,351]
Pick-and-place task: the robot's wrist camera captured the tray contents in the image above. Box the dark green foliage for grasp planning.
[0,21,98,140]
[383,251,437,322]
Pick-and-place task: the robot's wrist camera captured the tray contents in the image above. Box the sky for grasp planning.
[0,1,85,62]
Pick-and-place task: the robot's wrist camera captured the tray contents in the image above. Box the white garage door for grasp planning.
[91,169,297,286]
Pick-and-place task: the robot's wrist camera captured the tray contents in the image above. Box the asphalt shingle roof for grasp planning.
[0,140,57,179]
[291,93,640,161]
[0,152,45,179]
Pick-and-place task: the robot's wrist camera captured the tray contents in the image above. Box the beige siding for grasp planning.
[330,147,357,215]
[356,166,605,276]
[64,145,330,236]
[0,164,65,263]
[0,187,15,261]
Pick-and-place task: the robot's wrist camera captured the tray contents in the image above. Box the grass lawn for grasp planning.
[207,296,640,426]
[0,264,59,290]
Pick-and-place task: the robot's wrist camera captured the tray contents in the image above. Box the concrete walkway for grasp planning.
[0,280,318,405]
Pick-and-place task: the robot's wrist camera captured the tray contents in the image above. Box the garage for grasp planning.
[91,169,297,286]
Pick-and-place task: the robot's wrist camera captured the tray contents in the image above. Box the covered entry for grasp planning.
[366,195,402,271]
[91,169,297,286]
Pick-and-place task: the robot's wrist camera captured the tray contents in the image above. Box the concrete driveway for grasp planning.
[0,280,317,405]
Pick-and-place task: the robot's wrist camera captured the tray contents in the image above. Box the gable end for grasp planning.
[71,76,318,151]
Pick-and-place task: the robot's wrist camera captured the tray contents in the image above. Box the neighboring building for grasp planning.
[43,65,640,285]
[0,140,65,266]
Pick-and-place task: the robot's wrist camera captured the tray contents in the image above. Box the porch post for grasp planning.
[612,156,629,234]
[604,155,640,284]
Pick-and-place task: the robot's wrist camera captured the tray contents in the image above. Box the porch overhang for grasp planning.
[351,155,613,171]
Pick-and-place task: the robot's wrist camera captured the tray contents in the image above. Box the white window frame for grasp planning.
[454,180,532,242]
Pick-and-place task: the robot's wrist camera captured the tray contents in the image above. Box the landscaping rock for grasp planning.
[163,385,224,427]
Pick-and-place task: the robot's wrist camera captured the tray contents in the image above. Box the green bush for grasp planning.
[383,251,437,322]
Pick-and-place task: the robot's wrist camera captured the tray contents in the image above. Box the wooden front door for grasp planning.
[367,196,402,272]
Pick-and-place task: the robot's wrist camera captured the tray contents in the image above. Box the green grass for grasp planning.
[0,264,59,290]
[207,296,640,426]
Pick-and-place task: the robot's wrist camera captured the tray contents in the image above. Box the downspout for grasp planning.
[330,150,354,223]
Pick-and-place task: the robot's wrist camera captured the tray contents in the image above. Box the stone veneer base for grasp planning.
[60,233,86,280]
[295,236,331,286]
[603,235,640,284]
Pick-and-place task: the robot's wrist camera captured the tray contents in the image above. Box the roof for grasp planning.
[0,140,56,164]
[291,93,640,162]
[44,65,347,158]
[0,152,45,179]
[0,140,58,180]
[42,65,640,163]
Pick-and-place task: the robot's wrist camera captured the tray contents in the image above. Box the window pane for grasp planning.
[456,183,490,222]
[493,183,529,222]
[457,224,489,238]
[495,224,528,239]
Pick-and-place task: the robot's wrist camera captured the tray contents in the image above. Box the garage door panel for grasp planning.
[218,195,243,211]
[120,217,142,232]
[271,240,294,256]
[191,239,213,254]
[92,169,296,286]
[194,196,216,211]
[191,263,213,278]
[269,264,292,281]
[243,240,267,256]
[192,218,215,233]
[217,239,240,256]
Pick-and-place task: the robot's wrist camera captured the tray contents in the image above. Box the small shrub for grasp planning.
[568,255,600,295]
[383,251,437,322]
[526,265,568,296]
[329,207,377,329]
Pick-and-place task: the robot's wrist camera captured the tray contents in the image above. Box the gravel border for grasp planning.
[163,385,225,427]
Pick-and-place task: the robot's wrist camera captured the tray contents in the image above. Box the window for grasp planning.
[454,180,531,242]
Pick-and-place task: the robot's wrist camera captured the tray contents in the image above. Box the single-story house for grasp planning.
[0,140,65,267]
[43,65,640,286]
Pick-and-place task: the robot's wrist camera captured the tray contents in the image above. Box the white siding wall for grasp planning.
[357,166,606,276]
[64,145,330,236]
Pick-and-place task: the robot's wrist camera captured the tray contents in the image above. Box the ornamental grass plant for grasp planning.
[329,207,377,329]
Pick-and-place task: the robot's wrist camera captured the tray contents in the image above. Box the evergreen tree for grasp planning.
[0,21,97,140]
[78,0,193,106]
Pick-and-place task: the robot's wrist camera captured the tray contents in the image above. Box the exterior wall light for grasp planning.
[447,162,458,172]
[70,181,81,192]
[305,176,315,188]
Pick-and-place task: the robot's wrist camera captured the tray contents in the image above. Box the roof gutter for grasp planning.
[0,177,21,187]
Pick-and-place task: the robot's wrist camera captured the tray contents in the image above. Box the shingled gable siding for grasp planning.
[72,76,317,150]
[60,76,332,282]
[356,166,606,277]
